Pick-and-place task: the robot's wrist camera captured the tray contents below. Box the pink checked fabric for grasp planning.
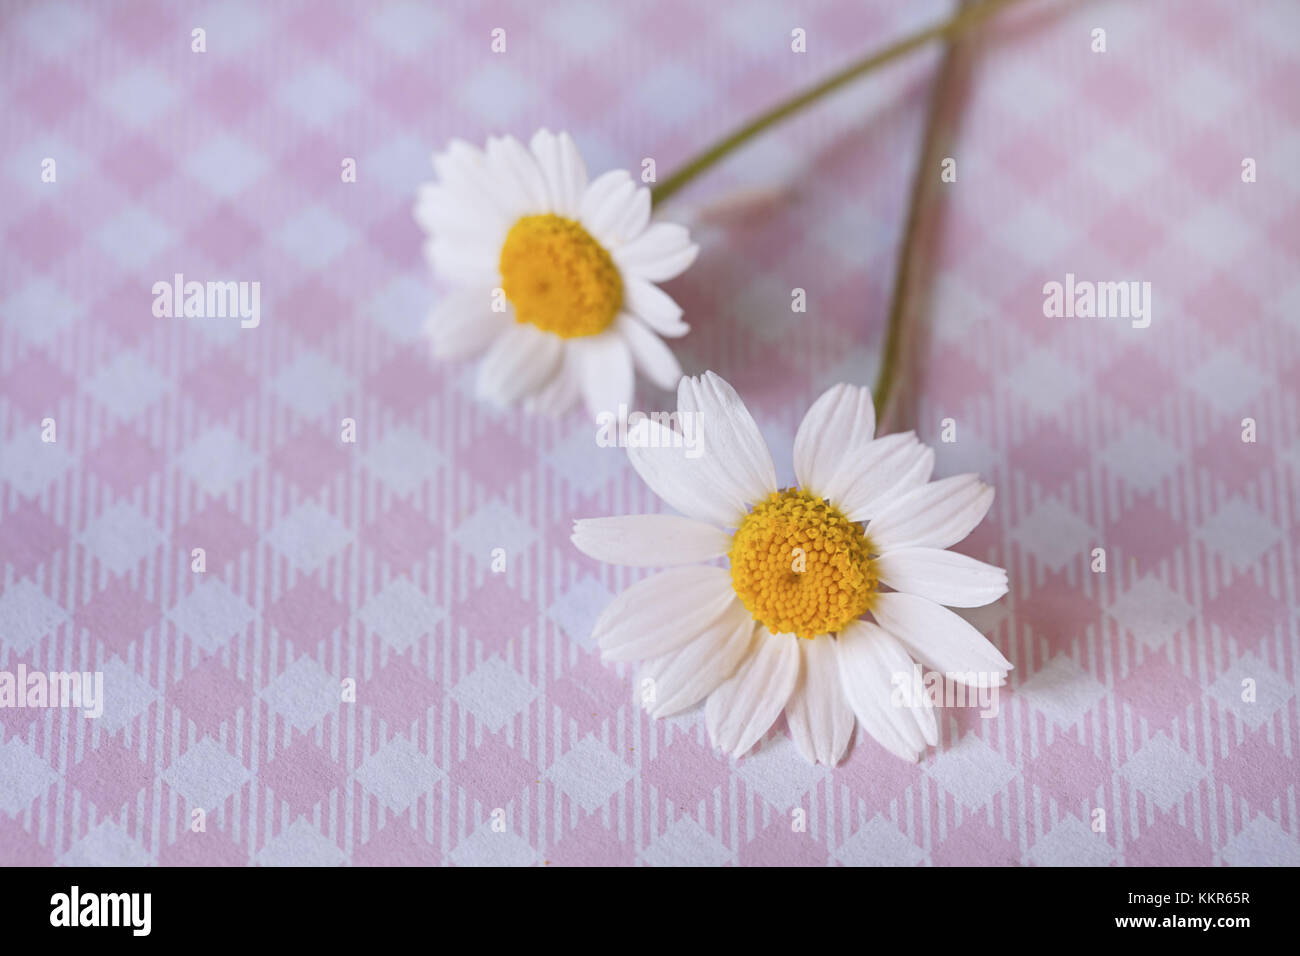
[1,0,1297,866]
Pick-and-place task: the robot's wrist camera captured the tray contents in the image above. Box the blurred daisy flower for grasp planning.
[572,372,1011,765]
[415,129,699,417]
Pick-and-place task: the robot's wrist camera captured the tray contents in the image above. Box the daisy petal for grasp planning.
[475,324,562,406]
[623,277,689,337]
[617,313,682,390]
[578,169,630,220]
[868,442,936,514]
[835,621,935,761]
[425,236,501,286]
[529,128,587,217]
[613,223,699,282]
[785,636,856,765]
[833,432,934,521]
[571,329,634,419]
[579,170,640,245]
[793,384,876,498]
[866,474,994,552]
[639,604,756,718]
[678,372,778,509]
[705,630,800,758]
[627,418,749,527]
[871,591,1012,685]
[572,514,732,567]
[611,185,651,245]
[485,134,550,213]
[595,567,737,662]
[874,547,1009,608]
[425,287,509,359]
[524,350,581,417]
[414,183,508,246]
[432,139,519,223]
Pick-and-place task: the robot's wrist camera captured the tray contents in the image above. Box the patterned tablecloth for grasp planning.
[1,0,1297,866]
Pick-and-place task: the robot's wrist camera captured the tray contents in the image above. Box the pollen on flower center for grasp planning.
[499,214,622,338]
[729,488,876,641]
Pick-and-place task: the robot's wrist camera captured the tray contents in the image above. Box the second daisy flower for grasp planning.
[416,129,699,417]
[573,372,1012,766]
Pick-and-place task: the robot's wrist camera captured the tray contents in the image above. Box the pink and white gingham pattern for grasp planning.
[0,0,1297,866]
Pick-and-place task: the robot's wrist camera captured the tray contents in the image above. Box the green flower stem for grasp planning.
[650,0,1027,207]
[871,13,971,423]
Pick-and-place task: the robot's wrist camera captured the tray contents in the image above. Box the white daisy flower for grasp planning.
[572,372,1012,765]
[415,129,699,417]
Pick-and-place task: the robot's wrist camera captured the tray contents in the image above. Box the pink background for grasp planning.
[1,0,1297,866]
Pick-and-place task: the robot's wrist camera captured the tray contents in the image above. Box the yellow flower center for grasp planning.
[729,488,877,640]
[499,214,622,338]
